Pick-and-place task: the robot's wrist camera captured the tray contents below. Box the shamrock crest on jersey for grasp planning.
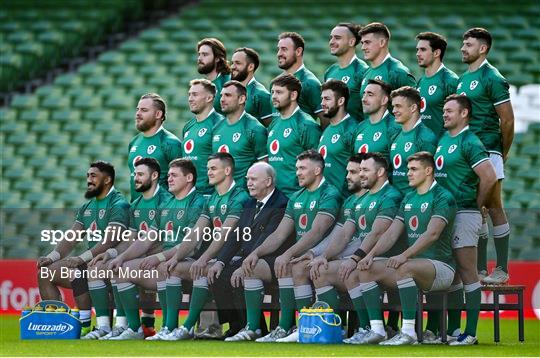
[147,145,156,154]
[470,80,479,90]
[428,85,437,95]
[198,128,207,137]
[283,128,292,138]
[421,202,429,213]
[373,132,382,142]
[232,132,241,142]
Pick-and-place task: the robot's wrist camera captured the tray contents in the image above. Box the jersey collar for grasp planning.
[412,118,422,129]
[316,177,326,189]
[429,180,437,191]
[349,55,359,65]
[247,77,256,86]
[203,108,216,120]
[331,113,350,126]
[282,106,300,119]
[294,64,306,74]
[151,184,161,197]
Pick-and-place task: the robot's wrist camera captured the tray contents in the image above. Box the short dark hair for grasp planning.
[169,158,197,185]
[407,151,435,171]
[140,93,167,121]
[223,80,247,97]
[278,32,305,52]
[445,94,472,119]
[271,73,303,98]
[189,78,216,97]
[90,160,115,184]
[359,22,391,40]
[390,86,421,110]
[367,79,392,98]
[336,22,362,46]
[463,27,492,52]
[297,149,324,170]
[321,79,350,107]
[363,152,389,173]
[416,31,448,60]
[234,47,260,71]
[208,152,235,172]
[135,157,161,179]
[197,37,231,74]
[348,153,368,165]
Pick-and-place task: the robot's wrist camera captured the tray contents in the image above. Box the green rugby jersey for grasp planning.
[245,78,273,123]
[360,54,416,96]
[456,60,510,154]
[201,183,250,229]
[129,185,172,235]
[285,179,342,241]
[128,127,182,202]
[152,188,206,250]
[354,110,400,163]
[396,181,456,268]
[212,72,231,114]
[324,56,369,121]
[435,126,490,209]
[339,191,368,226]
[317,114,357,197]
[267,107,321,197]
[75,188,130,248]
[182,109,224,194]
[212,111,268,187]
[293,65,323,119]
[390,120,437,194]
[417,64,459,138]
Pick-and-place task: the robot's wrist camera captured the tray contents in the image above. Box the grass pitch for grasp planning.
[2,314,539,356]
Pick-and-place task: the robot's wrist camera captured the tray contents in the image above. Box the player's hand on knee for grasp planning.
[37,257,53,268]
[387,254,406,269]
[190,258,207,280]
[358,254,373,271]
[242,253,258,276]
[140,255,160,270]
[309,256,327,281]
[338,258,357,281]
[89,252,108,266]
[65,256,84,268]
[107,257,123,272]
[231,269,244,288]
[165,257,178,277]
[274,254,290,278]
[207,262,223,285]
[291,250,313,264]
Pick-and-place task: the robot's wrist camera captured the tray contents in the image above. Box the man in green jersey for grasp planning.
[242,149,342,343]
[433,95,497,345]
[128,93,182,201]
[163,153,250,340]
[317,79,357,197]
[267,74,321,197]
[324,22,369,121]
[197,38,231,113]
[212,80,268,187]
[231,47,273,126]
[85,158,171,340]
[458,28,515,284]
[359,23,416,98]
[354,79,400,162]
[37,161,130,337]
[390,86,437,194]
[277,32,325,125]
[416,32,459,138]
[353,152,457,345]
[183,79,224,194]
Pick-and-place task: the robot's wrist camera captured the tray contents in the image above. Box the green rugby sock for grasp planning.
[244,279,264,330]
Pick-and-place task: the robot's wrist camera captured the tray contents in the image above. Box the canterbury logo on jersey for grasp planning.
[294,202,303,209]
[83,210,92,217]
[130,146,137,152]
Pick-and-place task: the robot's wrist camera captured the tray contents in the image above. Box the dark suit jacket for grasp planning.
[216,188,293,264]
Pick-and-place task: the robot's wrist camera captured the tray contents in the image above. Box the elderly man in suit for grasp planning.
[207,161,292,339]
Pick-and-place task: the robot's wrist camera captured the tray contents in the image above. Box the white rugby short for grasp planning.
[452,211,482,249]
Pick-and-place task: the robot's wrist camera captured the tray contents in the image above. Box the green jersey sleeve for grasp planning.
[164,135,183,162]
[108,200,130,229]
[432,186,457,225]
[418,126,438,154]
[464,132,490,169]
[226,189,250,219]
[250,122,268,160]
[285,191,299,219]
[301,121,322,150]
[377,188,402,221]
[258,90,274,120]
[392,70,416,89]
[188,194,207,227]
[74,203,88,226]
[304,80,323,114]
[318,185,342,220]
[487,72,511,106]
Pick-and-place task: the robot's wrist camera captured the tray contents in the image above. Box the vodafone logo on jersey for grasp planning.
[299,214,308,230]
[420,97,426,113]
[358,143,369,153]
[184,139,195,154]
[140,221,149,232]
[166,221,174,232]
[90,220,97,231]
[218,144,229,153]
[358,215,367,230]
[213,217,222,228]
[393,154,402,168]
[269,139,280,155]
[436,155,444,170]
[319,145,327,159]
[133,155,143,167]
[409,215,419,231]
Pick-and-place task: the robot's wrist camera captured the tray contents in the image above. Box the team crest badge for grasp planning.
[270,139,280,155]
[283,128,292,138]
[428,85,437,95]
[232,132,241,142]
[409,216,419,231]
[147,145,156,154]
[149,210,156,220]
[98,209,105,219]
[331,134,340,143]
[209,205,215,213]
[436,155,444,170]
[374,75,383,80]
[176,210,184,220]
[404,142,413,152]
[220,204,227,215]
[373,132,382,142]
[369,201,376,210]
[198,128,207,137]
[309,200,317,210]
[448,144,457,154]
[341,76,350,83]
[184,139,195,154]
[421,202,429,213]
[470,80,479,91]
[318,145,327,159]
[299,214,308,230]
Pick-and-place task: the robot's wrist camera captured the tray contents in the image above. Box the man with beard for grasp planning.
[85,158,172,340]
[231,47,273,126]
[182,79,225,194]
[416,32,459,138]
[457,28,515,285]
[37,161,130,337]
[317,79,357,198]
[197,38,232,113]
[277,32,325,125]
[354,79,400,164]
[324,22,369,122]
[267,74,321,197]
[212,80,268,188]
[128,93,182,201]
